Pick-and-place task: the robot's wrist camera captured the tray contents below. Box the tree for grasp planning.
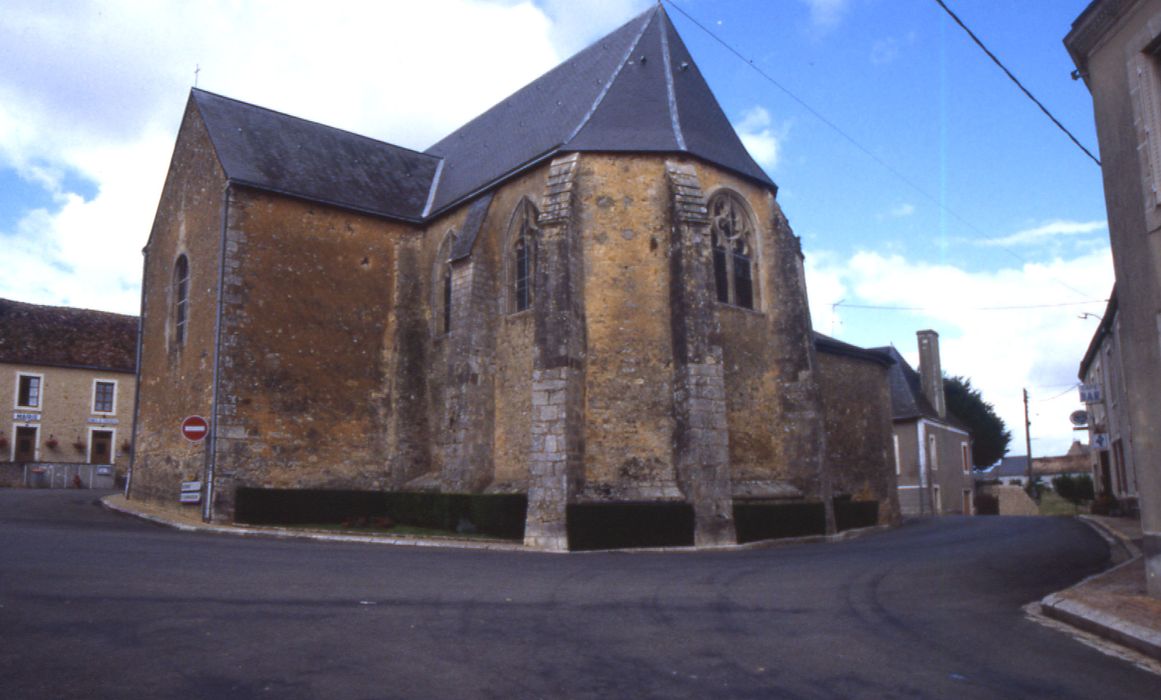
[943,375,1011,468]
[1052,474,1095,513]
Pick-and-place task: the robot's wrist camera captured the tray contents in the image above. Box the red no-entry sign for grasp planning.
[181,415,209,442]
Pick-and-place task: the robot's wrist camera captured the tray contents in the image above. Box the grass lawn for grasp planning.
[1038,490,1087,516]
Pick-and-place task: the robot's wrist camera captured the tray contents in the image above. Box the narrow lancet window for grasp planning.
[173,254,189,345]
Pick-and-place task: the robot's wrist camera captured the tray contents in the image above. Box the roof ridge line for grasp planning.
[190,88,438,161]
[658,12,686,151]
[422,159,445,218]
[563,8,657,144]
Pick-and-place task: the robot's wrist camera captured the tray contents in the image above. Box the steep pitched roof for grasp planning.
[0,298,137,373]
[184,6,773,223]
[873,346,942,422]
[424,5,775,213]
[192,89,441,222]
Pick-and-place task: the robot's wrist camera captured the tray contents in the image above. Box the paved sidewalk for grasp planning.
[1040,515,1161,662]
[100,494,528,552]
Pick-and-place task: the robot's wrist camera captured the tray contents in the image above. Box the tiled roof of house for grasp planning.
[873,346,940,421]
[872,345,972,434]
[990,455,1029,478]
[1078,285,1116,379]
[189,6,773,223]
[0,298,137,372]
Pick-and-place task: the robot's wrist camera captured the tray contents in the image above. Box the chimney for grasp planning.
[917,329,946,419]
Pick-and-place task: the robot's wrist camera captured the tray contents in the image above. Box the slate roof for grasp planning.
[990,455,1029,479]
[192,90,440,222]
[874,345,973,434]
[424,6,775,213]
[188,6,773,222]
[813,332,893,367]
[1078,285,1116,379]
[0,298,137,373]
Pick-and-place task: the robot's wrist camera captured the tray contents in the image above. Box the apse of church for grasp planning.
[128,6,898,549]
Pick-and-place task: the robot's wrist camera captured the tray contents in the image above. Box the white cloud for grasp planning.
[887,202,915,218]
[806,246,1115,460]
[800,0,850,31]
[870,37,899,65]
[735,106,786,170]
[980,219,1107,247]
[0,0,648,315]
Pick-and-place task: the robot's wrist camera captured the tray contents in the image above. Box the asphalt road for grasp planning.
[1,489,1158,699]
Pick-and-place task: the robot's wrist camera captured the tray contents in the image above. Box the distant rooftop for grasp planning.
[0,298,137,373]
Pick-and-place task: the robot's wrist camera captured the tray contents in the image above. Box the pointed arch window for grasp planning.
[433,230,456,336]
[709,191,757,310]
[506,199,539,314]
[173,254,189,345]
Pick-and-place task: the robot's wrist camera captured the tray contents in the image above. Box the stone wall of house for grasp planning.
[929,423,972,515]
[207,188,407,519]
[3,363,134,468]
[816,350,900,525]
[130,101,228,509]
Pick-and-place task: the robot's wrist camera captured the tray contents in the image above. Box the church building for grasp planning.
[128,6,898,549]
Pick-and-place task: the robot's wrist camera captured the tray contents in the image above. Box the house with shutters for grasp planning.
[0,298,138,488]
[876,331,974,516]
[127,5,899,548]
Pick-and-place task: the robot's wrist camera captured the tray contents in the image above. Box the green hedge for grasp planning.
[233,488,526,540]
[566,502,695,551]
[733,501,826,543]
[834,499,879,531]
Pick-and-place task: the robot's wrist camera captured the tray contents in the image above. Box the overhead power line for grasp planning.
[835,300,1108,312]
[932,0,1101,166]
[662,0,1099,301]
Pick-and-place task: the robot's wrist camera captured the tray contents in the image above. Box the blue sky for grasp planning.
[0,0,1108,458]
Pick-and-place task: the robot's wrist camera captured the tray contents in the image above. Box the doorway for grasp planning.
[90,430,113,464]
[14,426,37,462]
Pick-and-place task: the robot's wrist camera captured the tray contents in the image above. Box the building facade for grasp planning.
[0,298,137,488]
[1066,0,1161,595]
[128,6,898,548]
[1079,289,1139,511]
[878,332,974,516]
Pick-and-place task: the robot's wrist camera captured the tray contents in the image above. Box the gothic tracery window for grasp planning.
[709,191,757,310]
[507,199,539,314]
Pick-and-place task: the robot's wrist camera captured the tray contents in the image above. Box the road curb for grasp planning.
[1077,514,1141,562]
[1037,517,1160,663]
[99,495,530,552]
[100,494,891,554]
[1041,582,1161,662]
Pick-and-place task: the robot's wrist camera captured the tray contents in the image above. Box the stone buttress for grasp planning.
[524,154,586,550]
[666,163,736,545]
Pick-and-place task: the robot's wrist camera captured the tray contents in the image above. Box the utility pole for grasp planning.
[1023,388,1035,500]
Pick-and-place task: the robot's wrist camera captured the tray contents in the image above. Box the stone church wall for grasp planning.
[816,350,900,525]
[207,189,405,518]
[130,102,228,508]
[575,154,680,500]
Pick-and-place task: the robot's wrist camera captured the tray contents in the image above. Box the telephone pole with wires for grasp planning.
[1023,388,1036,501]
